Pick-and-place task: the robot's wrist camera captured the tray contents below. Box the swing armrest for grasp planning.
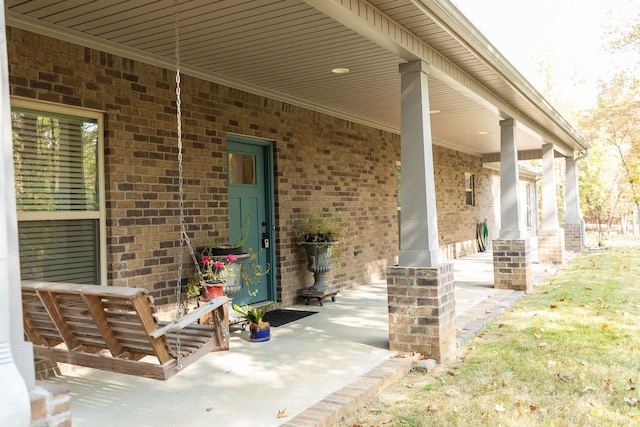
[149,296,228,338]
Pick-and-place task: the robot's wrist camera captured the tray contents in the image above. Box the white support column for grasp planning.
[541,144,559,229]
[499,119,524,239]
[0,2,32,425]
[493,119,532,292]
[539,144,565,263]
[398,60,440,267]
[564,156,582,251]
[565,156,579,224]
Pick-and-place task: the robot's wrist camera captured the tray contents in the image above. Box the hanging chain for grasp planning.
[174,0,184,369]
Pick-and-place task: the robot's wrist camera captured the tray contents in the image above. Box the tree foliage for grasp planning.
[577,15,640,236]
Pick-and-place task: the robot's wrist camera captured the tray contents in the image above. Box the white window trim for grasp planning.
[11,97,107,285]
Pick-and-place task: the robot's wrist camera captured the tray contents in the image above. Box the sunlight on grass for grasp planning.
[343,247,640,426]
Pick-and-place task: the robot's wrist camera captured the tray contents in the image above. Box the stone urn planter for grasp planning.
[294,211,344,305]
[209,253,249,296]
[299,241,339,295]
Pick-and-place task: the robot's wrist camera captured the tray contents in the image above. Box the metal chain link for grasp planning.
[173,0,183,369]
[215,311,228,339]
[173,0,215,370]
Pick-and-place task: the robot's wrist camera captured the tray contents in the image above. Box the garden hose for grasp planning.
[477,221,490,252]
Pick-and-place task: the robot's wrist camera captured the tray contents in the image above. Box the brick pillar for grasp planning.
[387,263,455,363]
[564,223,582,253]
[493,239,532,293]
[30,381,71,427]
[538,228,565,265]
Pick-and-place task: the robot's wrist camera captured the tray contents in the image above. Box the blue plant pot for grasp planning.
[249,323,271,342]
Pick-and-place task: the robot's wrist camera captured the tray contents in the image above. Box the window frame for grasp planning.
[11,97,107,285]
[465,172,475,207]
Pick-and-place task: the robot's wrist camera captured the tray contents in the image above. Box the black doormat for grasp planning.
[262,309,317,327]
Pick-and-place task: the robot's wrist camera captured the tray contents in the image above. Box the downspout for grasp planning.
[0,2,32,425]
[575,149,589,249]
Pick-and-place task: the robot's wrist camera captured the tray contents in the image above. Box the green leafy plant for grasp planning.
[232,302,274,325]
[294,210,344,243]
[241,247,269,297]
[294,210,347,267]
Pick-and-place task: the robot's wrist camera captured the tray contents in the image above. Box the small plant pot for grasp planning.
[202,281,224,301]
[249,322,271,342]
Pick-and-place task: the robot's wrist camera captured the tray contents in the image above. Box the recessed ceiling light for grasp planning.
[331,67,350,74]
[478,131,489,135]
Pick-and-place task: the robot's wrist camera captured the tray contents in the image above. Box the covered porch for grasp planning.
[1,1,589,424]
[34,248,558,426]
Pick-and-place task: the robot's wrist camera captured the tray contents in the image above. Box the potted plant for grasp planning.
[189,253,239,301]
[232,302,274,342]
[294,211,345,304]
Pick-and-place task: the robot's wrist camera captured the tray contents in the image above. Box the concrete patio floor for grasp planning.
[43,248,559,427]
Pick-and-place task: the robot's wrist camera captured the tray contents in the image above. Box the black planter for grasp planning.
[207,246,244,256]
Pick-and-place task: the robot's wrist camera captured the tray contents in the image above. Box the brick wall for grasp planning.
[8,28,501,306]
[433,146,500,259]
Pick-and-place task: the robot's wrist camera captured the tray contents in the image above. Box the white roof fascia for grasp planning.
[414,0,590,152]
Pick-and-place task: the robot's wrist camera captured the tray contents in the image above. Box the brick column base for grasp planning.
[493,239,533,293]
[30,381,71,426]
[538,228,565,265]
[387,263,456,363]
[564,223,582,253]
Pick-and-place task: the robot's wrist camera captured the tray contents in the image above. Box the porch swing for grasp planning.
[20,3,229,381]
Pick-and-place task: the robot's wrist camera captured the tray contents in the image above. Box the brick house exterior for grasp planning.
[7,27,514,307]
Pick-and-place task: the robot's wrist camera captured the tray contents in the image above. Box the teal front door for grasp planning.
[227,136,275,305]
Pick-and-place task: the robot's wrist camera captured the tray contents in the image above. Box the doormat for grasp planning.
[262,309,317,327]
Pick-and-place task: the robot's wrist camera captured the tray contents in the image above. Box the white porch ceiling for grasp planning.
[5,0,588,157]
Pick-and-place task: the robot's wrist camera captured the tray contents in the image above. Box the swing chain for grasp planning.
[174,0,183,369]
[215,311,228,340]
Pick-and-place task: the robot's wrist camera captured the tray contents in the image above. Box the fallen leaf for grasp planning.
[556,374,570,382]
[495,404,506,412]
[550,304,558,309]
[529,405,538,411]
[538,341,547,347]
[602,324,609,329]
[206,407,214,412]
[582,386,596,392]
[534,333,542,339]
[427,404,438,411]
[602,379,616,393]
[277,408,288,418]
[624,397,638,406]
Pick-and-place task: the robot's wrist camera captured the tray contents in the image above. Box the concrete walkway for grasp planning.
[44,250,560,427]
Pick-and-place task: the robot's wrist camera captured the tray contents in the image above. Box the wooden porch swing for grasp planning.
[20,2,228,381]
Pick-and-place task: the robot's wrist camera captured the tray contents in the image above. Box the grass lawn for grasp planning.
[343,246,640,426]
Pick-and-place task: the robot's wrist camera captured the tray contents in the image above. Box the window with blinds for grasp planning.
[12,104,104,285]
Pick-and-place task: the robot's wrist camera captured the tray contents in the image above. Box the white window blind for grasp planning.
[12,106,101,284]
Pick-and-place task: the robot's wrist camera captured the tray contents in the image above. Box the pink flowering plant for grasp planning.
[200,253,237,282]
[186,253,238,298]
